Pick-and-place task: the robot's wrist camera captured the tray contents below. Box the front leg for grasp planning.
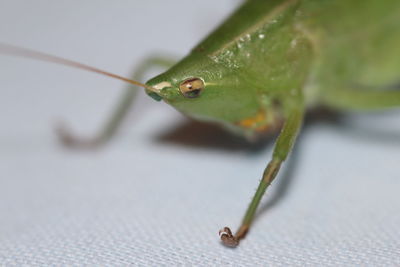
[57,56,176,148]
[220,102,305,247]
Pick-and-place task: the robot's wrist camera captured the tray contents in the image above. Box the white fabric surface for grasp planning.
[1,1,400,266]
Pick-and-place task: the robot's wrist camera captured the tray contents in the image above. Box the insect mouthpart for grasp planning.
[145,81,172,101]
[146,90,163,101]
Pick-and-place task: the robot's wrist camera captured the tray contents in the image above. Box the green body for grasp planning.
[146,0,400,136]
[144,1,400,245]
[2,0,399,247]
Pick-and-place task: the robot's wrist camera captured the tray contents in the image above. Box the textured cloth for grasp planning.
[1,1,400,266]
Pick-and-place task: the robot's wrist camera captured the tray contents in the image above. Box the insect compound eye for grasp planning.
[179,78,204,98]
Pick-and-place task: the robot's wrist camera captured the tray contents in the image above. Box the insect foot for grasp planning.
[55,122,101,149]
[219,227,239,248]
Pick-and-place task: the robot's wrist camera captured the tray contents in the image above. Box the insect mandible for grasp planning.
[1,0,400,248]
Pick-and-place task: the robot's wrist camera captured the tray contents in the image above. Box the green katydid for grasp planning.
[1,0,400,248]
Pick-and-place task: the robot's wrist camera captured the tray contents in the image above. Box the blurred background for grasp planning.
[0,1,399,265]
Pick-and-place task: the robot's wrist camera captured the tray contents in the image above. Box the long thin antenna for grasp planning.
[0,43,158,92]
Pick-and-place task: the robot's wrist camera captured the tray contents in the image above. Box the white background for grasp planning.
[0,1,399,266]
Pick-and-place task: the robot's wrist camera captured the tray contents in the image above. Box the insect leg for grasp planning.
[220,104,305,247]
[57,56,175,148]
[323,87,400,110]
